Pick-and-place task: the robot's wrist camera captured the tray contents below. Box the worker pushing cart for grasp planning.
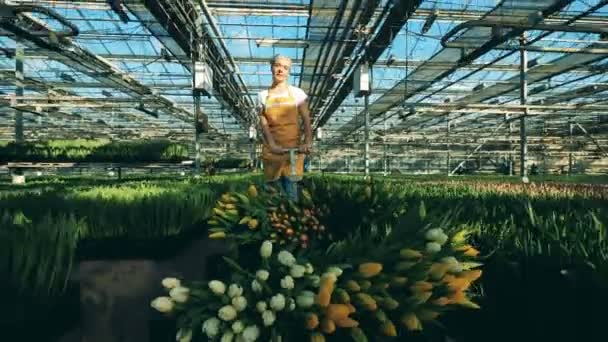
[258,54,313,201]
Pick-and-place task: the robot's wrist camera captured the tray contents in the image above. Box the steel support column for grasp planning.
[519,34,528,180]
[14,46,24,143]
[364,92,370,177]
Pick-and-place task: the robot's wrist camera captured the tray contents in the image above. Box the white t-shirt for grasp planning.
[257,86,308,111]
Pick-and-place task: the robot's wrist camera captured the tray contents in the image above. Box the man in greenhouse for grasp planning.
[258,54,313,201]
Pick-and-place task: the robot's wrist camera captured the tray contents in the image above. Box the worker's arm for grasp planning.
[298,99,313,154]
[259,107,286,154]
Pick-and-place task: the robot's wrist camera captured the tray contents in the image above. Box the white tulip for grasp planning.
[228,284,243,298]
[260,241,273,258]
[221,331,235,342]
[277,250,296,267]
[256,301,267,313]
[296,291,315,308]
[262,310,276,326]
[251,279,263,293]
[287,297,296,311]
[150,296,174,313]
[169,286,189,303]
[256,270,270,281]
[280,275,294,290]
[161,277,181,289]
[202,317,221,337]
[232,320,245,334]
[425,228,444,241]
[426,242,442,253]
[304,263,314,274]
[231,296,247,312]
[242,325,260,342]
[308,275,321,287]
[218,305,238,321]
[270,293,286,311]
[321,272,337,283]
[435,232,449,245]
[290,265,306,278]
[326,266,343,277]
[209,280,226,295]
[176,328,192,342]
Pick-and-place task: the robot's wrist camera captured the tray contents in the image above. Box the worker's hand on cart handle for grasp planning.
[299,143,312,154]
[269,144,289,154]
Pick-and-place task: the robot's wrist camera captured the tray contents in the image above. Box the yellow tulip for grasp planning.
[443,276,471,292]
[355,293,377,311]
[459,299,481,309]
[358,262,383,278]
[411,290,433,304]
[379,297,400,310]
[325,304,351,322]
[417,309,440,321]
[462,269,482,282]
[247,219,259,230]
[208,232,226,239]
[428,263,450,280]
[433,297,450,306]
[457,245,480,257]
[334,317,359,328]
[400,248,423,259]
[247,185,258,197]
[401,313,423,331]
[448,290,466,304]
[305,313,319,330]
[395,261,418,272]
[410,281,433,293]
[320,318,336,334]
[381,320,397,337]
[390,276,408,287]
[451,229,468,245]
[310,332,326,342]
[345,280,361,292]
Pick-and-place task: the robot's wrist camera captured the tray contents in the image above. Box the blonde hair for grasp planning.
[270,54,292,67]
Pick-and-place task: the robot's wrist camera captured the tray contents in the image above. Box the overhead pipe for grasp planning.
[307,0,351,110]
[314,0,394,127]
[196,0,254,110]
[0,3,79,37]
[358,0,600,141]
[312,0,378,112]
[441,18,608,49]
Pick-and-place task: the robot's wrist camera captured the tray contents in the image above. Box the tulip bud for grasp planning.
[202,317,221,337]
[228,284,243,298]
[218,305,238,321]
[150,296,173,313]
[358,262,383,278]
[260,240,273,258]
[161,277,180,289]
[169,286,189,303]
[208,280,226,295]
[425,242,441,253]
[262,310,276,326]
[270,293,286,311]
[291,265,307,278]
[232,296,247,311]
[256,270,270,281]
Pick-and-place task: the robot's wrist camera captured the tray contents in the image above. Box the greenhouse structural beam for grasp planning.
[125,0,254,126]
[315,0,423,128]
[330,0,572,143]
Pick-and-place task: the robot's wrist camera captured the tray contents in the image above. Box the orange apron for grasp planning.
[261,87,305,181]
